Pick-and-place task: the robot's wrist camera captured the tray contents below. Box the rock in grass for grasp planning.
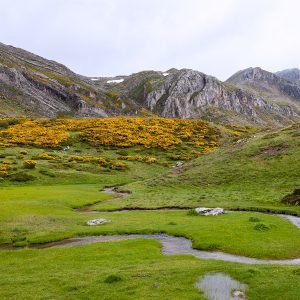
[195,207,224,216]
[86,218,111,226]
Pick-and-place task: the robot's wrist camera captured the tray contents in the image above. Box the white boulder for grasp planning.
[86,218,111,226]
[195,207,224,216]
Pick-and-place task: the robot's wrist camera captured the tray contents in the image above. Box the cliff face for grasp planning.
[0,42,299,126]
[139,69,298,125]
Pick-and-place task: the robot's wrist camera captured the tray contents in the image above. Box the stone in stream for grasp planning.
[195,207,225,216]
[86,218,111,226]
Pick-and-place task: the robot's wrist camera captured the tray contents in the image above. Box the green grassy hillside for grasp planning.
[106,123,300,214]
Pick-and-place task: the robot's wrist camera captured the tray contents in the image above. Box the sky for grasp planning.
[1,0,299,80]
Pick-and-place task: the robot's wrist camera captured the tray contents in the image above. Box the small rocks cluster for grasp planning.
[86,218,111,226]
[195,207,225,216]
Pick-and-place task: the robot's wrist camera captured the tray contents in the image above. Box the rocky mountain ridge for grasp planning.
[0,42,299,126]
[276,68,300,85]
[226,67,300,105]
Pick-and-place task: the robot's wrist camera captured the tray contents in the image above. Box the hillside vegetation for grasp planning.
[1,116,300,299]
[101,122,300,214]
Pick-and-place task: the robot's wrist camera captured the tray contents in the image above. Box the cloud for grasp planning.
[0,0,299,80]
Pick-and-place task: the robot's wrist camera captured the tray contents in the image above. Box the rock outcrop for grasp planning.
[141,69,298,125]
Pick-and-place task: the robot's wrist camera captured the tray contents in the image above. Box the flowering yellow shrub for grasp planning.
[0,162,9,177]
[67,155,127,169]
[0,119,69,148]
[110,161,126,169]
[68,155,106,164]
[38,153,60,160]
[23,160,37,169]
[0,118,220,156]
[119,155,157,163]
[19,150,28,155]
[76,117,219,150]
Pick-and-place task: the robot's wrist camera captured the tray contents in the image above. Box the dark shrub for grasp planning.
[254,223,270,231]
[249,217,261,222]
[104,275,122,283]
[0,120,9,129]
[281,189,300,205]
[9,172,36,182]
[7,119,20,126]
[187,209,198,216]
[39,169,56,177]
[116,150,129,156]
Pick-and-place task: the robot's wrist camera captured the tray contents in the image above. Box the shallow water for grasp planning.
[195,273,247,300]
[4,186,300,266]
[31,233,300,265]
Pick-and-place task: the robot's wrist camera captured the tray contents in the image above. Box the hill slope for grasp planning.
[0,43,141,118]
[100,122,300,214]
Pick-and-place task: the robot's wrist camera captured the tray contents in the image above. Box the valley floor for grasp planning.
[0,119,299,299]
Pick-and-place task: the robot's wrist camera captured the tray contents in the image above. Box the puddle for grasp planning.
[196,273,247,300]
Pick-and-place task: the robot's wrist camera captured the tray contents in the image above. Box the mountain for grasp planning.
[226,67,300,107]
[276,68,300,85]
[0,42,140,118]
[111,68,298,126]
[0,42,299,126]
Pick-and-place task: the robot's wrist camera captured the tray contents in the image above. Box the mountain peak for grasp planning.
[276,68,300,84]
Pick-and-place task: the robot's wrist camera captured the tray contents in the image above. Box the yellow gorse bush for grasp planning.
[0,117,220,152]
[119,155,157,164]
[0,119,69,148]
[77,117,219,150]
[38,153,61,160]
[0,162,9,177]
[23,160,37,169]
[67,155,126,169]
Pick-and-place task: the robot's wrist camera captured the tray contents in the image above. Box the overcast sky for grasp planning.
[1,0,299,80]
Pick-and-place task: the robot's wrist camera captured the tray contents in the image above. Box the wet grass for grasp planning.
[1,239,300,299]
[1,186,300,260]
